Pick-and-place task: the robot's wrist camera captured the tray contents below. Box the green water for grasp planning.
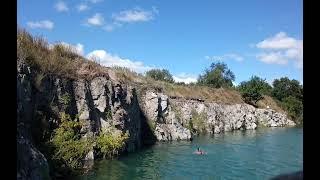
[79,127,303,180]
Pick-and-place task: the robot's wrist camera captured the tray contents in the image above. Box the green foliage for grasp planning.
[197,62,235,88]
[190,109,207,134]
[272,77,303,101]
[96,128,129,158]
[50,113,92,170]
[271,77,303,124]
[145,69,174,83]
[238,76,272,106]
[282,96,303,124]
[59,93,71,106]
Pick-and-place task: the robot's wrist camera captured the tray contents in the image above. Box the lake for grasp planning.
[78,127,303,180]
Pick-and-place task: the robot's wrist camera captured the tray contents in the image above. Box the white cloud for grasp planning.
[256,32,301,49]
[27,20,54,30]
[55,1,69,12]
[173,73,197,84]
[112,7,156,23]
[86,50,153,73]
[256,32,303,69]
[77,4,89,12]
[86,13,104,26]
[256,52,288,65]
[205,53,244,62]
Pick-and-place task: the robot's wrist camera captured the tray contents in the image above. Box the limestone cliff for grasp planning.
[141,90,295,140]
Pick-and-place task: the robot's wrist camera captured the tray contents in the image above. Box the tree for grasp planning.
[145,69,174,83]
[282,96,303,124]
[271,77,303,124]
[238,76,271,106]
[272,77,302,101]
[197,62,235,88]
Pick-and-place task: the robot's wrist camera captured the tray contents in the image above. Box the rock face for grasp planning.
[141,90,294,138]
[171,99,296,134]
[142,91,192,141]
[73,77,143,154]
[17,57,145,179]
[17,57,50,180]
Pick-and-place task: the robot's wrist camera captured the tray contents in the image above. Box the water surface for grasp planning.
[79,127,303,180]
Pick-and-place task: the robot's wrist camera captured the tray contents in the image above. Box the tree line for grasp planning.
[144,62,303,124]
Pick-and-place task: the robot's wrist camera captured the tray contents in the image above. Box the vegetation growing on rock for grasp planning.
[49,113,93,170]
[238,76,272,106]
[197,62,235,88]
[146,69,175,83]
[189,109,207,134]
[96,128,129,158]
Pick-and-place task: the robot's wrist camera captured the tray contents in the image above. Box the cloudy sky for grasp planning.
[18,0,303,84]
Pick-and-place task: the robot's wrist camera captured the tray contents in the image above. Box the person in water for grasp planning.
[194,147,206,155]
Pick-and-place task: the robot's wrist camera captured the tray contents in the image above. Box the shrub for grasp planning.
[272,77,303,101]
[190,109,207,134]
[145,69,174,83]
[197,62,235,88]
[271,77,303,123]
[237,76,271,106]
[59,93,71,106]
[281,96,303,124]
[50,113,92,170]
[96,128,129,158]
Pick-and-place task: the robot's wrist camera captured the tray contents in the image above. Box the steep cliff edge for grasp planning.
[17,55,155,179]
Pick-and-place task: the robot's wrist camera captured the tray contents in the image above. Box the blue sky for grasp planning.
[17,0,303,85]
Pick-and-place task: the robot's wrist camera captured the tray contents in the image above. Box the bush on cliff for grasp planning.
[271,77,303,124]
[96,128,129,158]
[197,62,235,88]
[49,113,93,170]
[272,77,302,101]
[189,109,207,134]
[146,69,175,83]
[281,96,303,124]
[238,76,272,106]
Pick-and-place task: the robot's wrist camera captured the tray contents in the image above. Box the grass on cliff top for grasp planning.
[17,28,110,80]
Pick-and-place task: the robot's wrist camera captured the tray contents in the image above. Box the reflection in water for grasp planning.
[79,128,303,180]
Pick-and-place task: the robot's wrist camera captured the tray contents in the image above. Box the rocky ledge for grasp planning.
[142,91,295,141]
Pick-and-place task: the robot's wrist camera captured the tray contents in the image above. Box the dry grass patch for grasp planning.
[257,95,285,113]
[18,28,109,80]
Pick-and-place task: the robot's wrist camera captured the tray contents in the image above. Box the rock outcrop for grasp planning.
[142,91,192,141]
[17,57,50,180]
[172,98,295,134]
[142,91,295,137]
